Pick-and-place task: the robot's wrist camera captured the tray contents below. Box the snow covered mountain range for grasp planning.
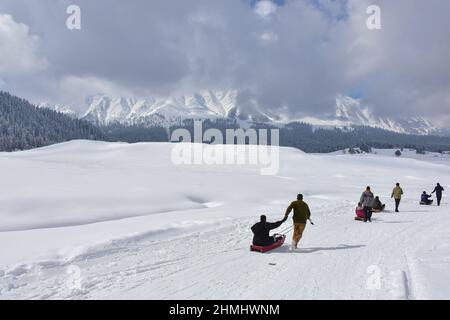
[40,92,449,136]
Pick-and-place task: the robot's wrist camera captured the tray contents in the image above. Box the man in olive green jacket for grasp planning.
[391,183,404,212]
[285,194,311,251]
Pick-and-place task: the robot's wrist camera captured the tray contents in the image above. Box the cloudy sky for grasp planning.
[0,0,449,124]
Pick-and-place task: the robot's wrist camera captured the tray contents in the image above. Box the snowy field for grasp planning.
[0,140,449,300]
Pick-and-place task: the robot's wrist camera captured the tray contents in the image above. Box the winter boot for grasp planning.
[290,240,298,251]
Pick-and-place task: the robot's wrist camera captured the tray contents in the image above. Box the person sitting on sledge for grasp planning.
[355,203,365,220]
[251,215,287,247]
[372,196,386,212]
[420,191,433,205]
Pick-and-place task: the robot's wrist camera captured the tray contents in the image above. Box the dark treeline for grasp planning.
[2,91,450,153]
[0,91,105,152]
[102,123,168,143]
[278,122,450,153]
[167,119,450,153]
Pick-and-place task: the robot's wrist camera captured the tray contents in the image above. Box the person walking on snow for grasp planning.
[360,186,375,222]
[284,194,311,251]
[431,183,445,206]
[391,183,404,212]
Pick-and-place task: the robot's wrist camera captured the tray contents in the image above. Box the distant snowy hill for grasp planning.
[42,92,449,136]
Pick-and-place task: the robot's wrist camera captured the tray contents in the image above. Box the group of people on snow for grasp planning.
[355,183,403,222]
[251,182,445,251]
[355,191,386,222]
[354,182,444,222]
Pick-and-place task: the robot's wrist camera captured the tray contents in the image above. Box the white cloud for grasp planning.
[0,0,449,123]
[57,76,137,109]
[259,31,278,44]
[0,14,47,75]
[255,0,278,18]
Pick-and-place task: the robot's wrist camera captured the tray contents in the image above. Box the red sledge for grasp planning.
[250,234,286,253]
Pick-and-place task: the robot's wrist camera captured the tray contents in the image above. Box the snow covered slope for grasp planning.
[1,141,449,299]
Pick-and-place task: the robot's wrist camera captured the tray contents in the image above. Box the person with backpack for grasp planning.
[391,183,404,212]
[431,183,445,206]
[284,194,311,251]
[360,186,375,222]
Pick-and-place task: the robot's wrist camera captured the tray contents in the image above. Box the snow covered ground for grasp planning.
[0,141,449,300]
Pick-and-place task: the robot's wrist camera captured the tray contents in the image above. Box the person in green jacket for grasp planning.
[391,183,404,212]
[285,194,311,251]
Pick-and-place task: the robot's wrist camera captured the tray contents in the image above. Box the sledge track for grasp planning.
[1,200,447,300]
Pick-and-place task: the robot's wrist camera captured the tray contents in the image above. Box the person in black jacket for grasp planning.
[251,215,287,246]
[431,183,445,206]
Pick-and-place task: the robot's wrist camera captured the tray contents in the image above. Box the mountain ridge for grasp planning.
[40,91,449,136]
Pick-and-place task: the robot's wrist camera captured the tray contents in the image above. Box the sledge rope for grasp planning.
[278,224,294,234]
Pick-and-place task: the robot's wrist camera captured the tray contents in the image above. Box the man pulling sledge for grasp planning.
[431,183,445,206]
[284,194,312,251]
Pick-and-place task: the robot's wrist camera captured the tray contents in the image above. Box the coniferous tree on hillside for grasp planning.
[0,91,105,151]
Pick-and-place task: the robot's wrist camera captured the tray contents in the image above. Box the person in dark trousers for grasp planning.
[391,183,404,212]
[360,186,375,222]
[431,183,445,206]
[251,215,287,246]
[420,192,433,205]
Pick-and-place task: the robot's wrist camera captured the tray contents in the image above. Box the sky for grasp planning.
[0,0,449,125]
